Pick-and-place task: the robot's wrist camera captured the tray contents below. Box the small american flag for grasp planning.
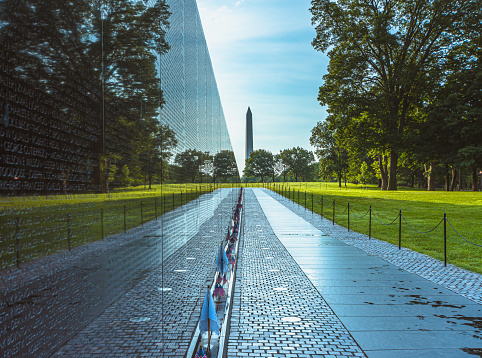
[195,347,207,358]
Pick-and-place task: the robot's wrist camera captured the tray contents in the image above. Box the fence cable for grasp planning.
[336,205,348,214]
[446,218,482,247]
[372,212,400,226]
[401,214,443,234]
[351,208,370,219]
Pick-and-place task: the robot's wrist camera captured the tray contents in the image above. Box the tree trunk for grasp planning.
[410,173,415,188]
[450,167,456,191]
[378,154,388,190]
[425,163,436,191]
[148,175,152,189]
[445,165,450,191]
[471,167,478,191]
[388,150,398,190]
[458,168,462,191]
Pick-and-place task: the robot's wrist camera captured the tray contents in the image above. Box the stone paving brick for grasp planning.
[227,189,367,358]
[264,189,482,304]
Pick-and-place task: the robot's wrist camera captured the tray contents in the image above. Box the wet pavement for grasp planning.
[251,188,482,358]
[0,189,239,357]
[227,189,366,357]
[1,186,481,357]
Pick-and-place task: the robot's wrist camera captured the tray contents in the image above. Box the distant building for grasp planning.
[245,107,253,160]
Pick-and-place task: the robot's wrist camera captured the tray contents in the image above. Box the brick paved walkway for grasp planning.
[227,189,366,358]
[231,188,481,358]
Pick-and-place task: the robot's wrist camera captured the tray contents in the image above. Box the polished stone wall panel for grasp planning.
[0,0,236,195]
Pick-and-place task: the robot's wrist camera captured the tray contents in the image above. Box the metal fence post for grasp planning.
[369,205,372,239]
[67,214,71,251]
[332,199,335,225]
[399,210,402,250]
[347,203,350,232]
[180,191,183,206]
[311,193,313,213]
[15,217,20,267]
[141,201,144,226]
[101,208,104,239]
[321,195,323,218]
[172,192,175,210]
[155,197,158,218]
[124,205,127,232]
[444,213,447,267]
[304,191,307,209]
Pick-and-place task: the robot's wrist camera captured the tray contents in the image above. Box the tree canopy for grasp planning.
[277,147,315,182]
[244,150,275,183]
[214,150,239,183]
[311,0,481,190]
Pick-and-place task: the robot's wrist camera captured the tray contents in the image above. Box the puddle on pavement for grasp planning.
[435,314,482,331]
[405,295,467,309]
[461,348,482,357]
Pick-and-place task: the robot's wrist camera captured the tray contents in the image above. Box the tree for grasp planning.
[0,0,171,193]
[278,147,315,182]
[198,152,214,184]
[422,37,482,191]
[244,150,274,183]
[115,165,133,187]
[274,153,290,182]
[311,0,479,190]
[358,162,374,186]
[214,150,238,183]
[174,149,205,183]
[310,122,348,187]
[136,124,177,188]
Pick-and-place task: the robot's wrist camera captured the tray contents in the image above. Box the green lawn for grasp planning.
[0,183,215,270]
[269,182,482,274]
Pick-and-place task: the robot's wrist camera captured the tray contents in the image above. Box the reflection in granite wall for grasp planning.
[0,0,238,195]
[0,0,239,356]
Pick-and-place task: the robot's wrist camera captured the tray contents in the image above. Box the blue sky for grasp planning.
[197,0,329,173]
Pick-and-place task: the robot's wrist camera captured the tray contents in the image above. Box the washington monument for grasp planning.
[245,107,253,160]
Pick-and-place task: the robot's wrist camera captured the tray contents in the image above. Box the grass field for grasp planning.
[0,183,217,270]
[2,181,480,274]
[267,182,482,274]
